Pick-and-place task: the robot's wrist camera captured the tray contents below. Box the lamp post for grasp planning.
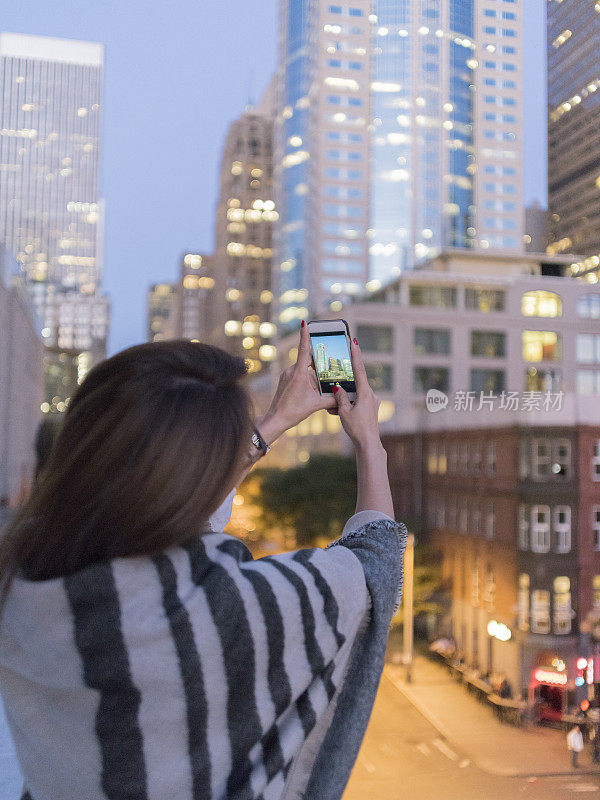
[403,533,415,683]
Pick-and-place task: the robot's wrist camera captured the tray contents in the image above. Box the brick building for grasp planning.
[384,406,600,712]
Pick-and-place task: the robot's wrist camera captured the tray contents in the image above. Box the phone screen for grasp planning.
[310,331,356,393]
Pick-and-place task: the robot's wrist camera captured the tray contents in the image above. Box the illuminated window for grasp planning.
[553,576,571,634]
[522,331,561,362]
[593,575,600,608]
[531,590,550,634]
[521,291,562,318]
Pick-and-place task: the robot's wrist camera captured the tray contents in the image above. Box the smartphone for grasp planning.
[308,319,357,402]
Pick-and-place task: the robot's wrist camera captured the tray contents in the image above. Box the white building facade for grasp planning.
[0,32,109,356]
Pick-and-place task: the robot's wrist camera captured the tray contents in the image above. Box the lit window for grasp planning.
[522,331,561,362]
[521,290,562,318]
[531,590,551,634]
[593,575,600,609]
[553,576,571,634]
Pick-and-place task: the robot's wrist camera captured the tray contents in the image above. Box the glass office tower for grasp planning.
[275,0,372,329]
[275,0,524,320]
[547,0,600,280]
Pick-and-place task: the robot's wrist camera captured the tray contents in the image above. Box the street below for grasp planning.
[344,658,600,800]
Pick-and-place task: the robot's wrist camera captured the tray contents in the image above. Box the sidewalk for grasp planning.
[385,655,600,778]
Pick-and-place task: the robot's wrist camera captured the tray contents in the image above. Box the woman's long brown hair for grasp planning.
[0,341,252,597]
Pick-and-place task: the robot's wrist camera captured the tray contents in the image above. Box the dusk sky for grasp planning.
[2,0,546,354]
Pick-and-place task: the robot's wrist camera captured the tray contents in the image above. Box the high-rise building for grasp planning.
[211,86,278,372]
[547,2,600,282]
[147,283,177,343]
[275,0,525,321]
[174,253,215,341]
[316,342,327,374]
[0,32,109,357]
[275,0,372,326]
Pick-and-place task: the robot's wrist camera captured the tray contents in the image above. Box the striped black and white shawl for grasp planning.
[0,510,406,800]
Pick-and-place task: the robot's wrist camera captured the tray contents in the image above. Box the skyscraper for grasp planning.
[316,342,327,374]
[275,0,524,319]
[371,0,523,282]
[275,0,372,327]
[0,32,109,357]
[175,253,215,341]
[211,84,278,372]
[147,283,176,343]
[547,1,600,279]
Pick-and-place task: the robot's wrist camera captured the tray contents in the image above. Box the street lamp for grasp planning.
[403,533,415,683]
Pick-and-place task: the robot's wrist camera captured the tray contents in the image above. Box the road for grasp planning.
[343,672,600,800]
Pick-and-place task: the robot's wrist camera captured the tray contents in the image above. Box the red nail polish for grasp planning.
[301,320,305,328]
[332,386,339,394]
[353,337,358,345]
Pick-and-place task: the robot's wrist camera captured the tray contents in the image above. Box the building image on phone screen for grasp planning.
[311,335,355,383]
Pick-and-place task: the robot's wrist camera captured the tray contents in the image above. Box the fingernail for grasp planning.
[353,337,358,345]
[301,320,305,328]
[332,386,339,394]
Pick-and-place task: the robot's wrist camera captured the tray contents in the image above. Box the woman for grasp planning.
[0,322,406,800]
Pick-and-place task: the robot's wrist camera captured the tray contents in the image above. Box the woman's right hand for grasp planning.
[332,338,382,452]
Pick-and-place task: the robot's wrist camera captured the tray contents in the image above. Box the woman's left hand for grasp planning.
[256,321,336,445]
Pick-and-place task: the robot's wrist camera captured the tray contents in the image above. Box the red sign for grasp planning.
[534,668,567,686]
